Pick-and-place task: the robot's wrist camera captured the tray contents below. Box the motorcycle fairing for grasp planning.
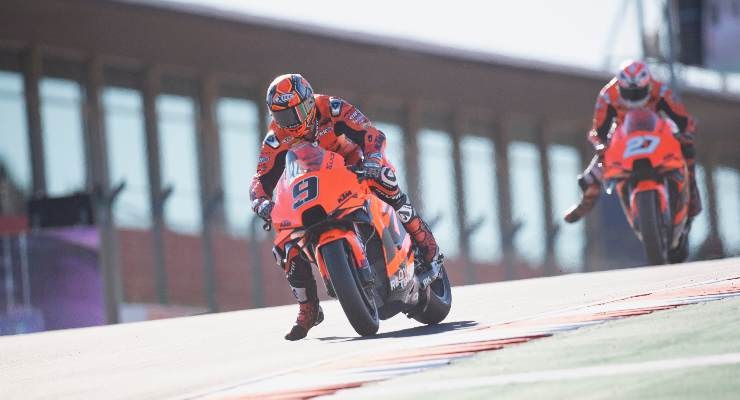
[605,110,684,177]
[271,143,420,318]
[272,145,366,244]
[604,109,691,251]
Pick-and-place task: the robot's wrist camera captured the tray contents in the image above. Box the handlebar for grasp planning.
[347,165,369,181]
[347,165,363,174]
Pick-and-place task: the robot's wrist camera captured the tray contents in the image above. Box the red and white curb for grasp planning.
[193,276,740,400]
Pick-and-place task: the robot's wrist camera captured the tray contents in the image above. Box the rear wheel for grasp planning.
[321,240,379,336]
[636,191,668,265]
[413,266,452,325]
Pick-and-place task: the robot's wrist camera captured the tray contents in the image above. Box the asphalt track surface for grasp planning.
[1,257,739,399]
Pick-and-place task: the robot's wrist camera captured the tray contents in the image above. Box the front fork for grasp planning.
[314,228,374,288]
[619,179,672,245]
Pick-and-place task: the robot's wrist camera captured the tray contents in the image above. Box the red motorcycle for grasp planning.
[269,143,452,336]
[603,109,691,265]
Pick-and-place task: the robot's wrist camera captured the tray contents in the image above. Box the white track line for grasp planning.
[334,352,740,398]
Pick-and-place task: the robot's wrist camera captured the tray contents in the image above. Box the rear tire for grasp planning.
[413,266,452,325]
[636,191,668,265]
[321,240,379,336]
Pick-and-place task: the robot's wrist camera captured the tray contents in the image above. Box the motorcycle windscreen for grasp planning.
[283,143,326,183]
[622,109,659,134]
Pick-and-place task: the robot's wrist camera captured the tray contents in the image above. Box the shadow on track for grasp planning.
[316,320,478,343]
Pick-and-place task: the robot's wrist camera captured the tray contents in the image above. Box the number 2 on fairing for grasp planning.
[623,135,661,159]
[292,176,318,209]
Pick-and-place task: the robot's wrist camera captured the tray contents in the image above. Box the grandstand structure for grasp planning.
[1,0,738,323]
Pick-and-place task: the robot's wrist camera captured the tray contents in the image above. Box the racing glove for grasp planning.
[361,159,382,180]
[252,198,274,222]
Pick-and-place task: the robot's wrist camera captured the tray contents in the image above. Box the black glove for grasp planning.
[252,198,274,222]
[361,158,383,180]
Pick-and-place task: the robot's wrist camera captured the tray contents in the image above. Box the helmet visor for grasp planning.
[272,97,315,129]
[619,85,649,102]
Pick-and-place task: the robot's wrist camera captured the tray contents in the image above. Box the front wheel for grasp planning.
[668,228,689,264]
[413,266,452,325]
[320,240,379,336]
[636,191,668,265]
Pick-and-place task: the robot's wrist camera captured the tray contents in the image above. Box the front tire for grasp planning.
[320,240,379,336]
[413,266,452,325]
[636,191,668,265]
[668,229,689,264]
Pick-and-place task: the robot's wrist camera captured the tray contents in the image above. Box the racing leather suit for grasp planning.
[250,94,440,305]
[565,78,702,222]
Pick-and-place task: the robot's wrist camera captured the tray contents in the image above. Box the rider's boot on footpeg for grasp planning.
[401,212,444,288]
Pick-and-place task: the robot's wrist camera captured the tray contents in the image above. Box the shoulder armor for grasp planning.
[264,132,280,149]
[329,97,343,117]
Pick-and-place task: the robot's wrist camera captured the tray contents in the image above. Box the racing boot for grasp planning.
[405,215,444,289]
[396,198,445,288]
[564,184,601,223]
[404,214,441,264]
[285,301,324,341]
[564,154,603,223]
[284,258,324,341]
[365,166,444,280]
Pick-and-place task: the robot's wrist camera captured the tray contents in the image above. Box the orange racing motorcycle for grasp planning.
[603,109,691,265]
[268,143,452,336]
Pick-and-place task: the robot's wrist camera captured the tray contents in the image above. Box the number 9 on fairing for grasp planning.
[292,176,319,209]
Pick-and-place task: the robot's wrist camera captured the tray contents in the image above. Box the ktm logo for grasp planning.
[273,93,294,104]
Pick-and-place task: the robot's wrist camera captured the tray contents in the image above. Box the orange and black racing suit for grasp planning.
[249,94,439,304]
[580,78,702,219]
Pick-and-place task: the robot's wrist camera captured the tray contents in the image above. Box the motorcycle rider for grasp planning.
[564,60,702,224]
[250,73,444,340]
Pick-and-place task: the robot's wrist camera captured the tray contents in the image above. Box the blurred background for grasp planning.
[0,0,738,334]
